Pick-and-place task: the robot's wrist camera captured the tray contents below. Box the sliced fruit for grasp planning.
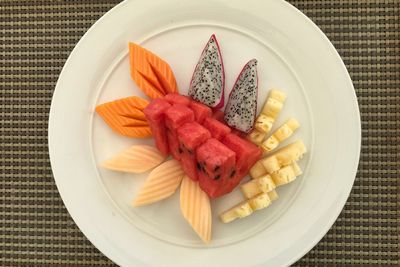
[240,174,276,199]
[180,175,212,243]
[220,133,262,195]
[203,117,231,141]
[248,193,272,211]
[96,96,151,138]
[129,43,178,98]
[261,118,300,152]
[267,190,279,201]
[261,90,286,116]
[164,93,191,106]
[133,159,184,206]
[254,89,286,135]
[224,59,258,133]
[177,122,211,181]
[270,162,302,186]
[212,110,225,122]
[220,192,272,223]
[220,201,253,223]
[254,114,274,134]
[101,145,166,173]
[164,104,195,160]
[261,140,306,173]
[249,160,267,179]
[196,138,236,198]
[189,34,224,108]
[247,129,266,145]
[189,100,212,123]
[143,98,171,155]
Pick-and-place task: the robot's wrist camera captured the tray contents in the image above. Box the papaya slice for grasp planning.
[129,43,178,98]
[96,96,151,138]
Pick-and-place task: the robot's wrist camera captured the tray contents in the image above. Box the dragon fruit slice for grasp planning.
[224,59,258,133]
[188,34,224,109]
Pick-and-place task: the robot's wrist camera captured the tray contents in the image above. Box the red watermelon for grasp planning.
[143,98,171,155]
[165,93,191,106]
[196,138,236,198]
[164,104,194,159]
[189,100,212,123]
[177,122,210,181]
[203,117,231,141]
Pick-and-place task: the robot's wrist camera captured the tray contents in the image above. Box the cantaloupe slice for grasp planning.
[101,145,166,173]
[96,96,151,138]
[180,175,212,243]
[133,159,184,206]
[129,43,178,98]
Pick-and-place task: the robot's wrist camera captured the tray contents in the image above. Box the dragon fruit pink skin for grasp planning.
[188,34,225,109]
[224,59,258,133]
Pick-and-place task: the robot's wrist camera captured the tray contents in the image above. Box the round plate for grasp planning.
[49,0,361,266]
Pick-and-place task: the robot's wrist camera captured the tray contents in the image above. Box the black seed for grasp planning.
[214,165,220,172]
[230,169,236,178]
[214,175,221,180]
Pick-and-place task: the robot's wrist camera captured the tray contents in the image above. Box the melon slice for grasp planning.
[133,159,184,206]
[180,175,212,243]
[101,145,166,173]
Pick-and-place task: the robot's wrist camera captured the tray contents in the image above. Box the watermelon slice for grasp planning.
[203,117,231,141]
[212,110,225,122]
[164,104,194,159]
[189,100,212,124]
[165,93,191,106]
[177,122,211,181]
[143,98,171,155]
[196,138,236,198]
[221,133,262,193]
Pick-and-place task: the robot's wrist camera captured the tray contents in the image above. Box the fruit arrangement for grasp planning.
[96,35,306,243]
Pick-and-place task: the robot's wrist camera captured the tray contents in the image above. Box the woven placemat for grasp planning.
[1,0,399,266]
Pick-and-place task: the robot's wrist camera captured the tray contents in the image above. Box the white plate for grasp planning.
[49,0,361,266]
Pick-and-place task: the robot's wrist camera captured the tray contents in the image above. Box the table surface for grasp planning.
[1,0,399,266]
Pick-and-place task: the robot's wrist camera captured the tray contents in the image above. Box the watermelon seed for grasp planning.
[230,169,236,178]
[196,162,202,170]
[214,165,220,171]
[214,174,221,180]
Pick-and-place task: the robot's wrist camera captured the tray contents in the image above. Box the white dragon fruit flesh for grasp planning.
[224,59,258,133]
[188,34,225,109]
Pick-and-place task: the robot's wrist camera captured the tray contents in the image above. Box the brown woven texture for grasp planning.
[0,0,399,266]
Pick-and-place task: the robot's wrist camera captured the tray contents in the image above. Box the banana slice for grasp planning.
[220,201,253,223]
[261,118,300,152]
[241,174,276,199]
[261,140,306,173]
[270,162,302,186]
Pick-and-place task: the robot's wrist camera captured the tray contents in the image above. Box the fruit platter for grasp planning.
[95,35,307,243]
[49,1,361,265]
